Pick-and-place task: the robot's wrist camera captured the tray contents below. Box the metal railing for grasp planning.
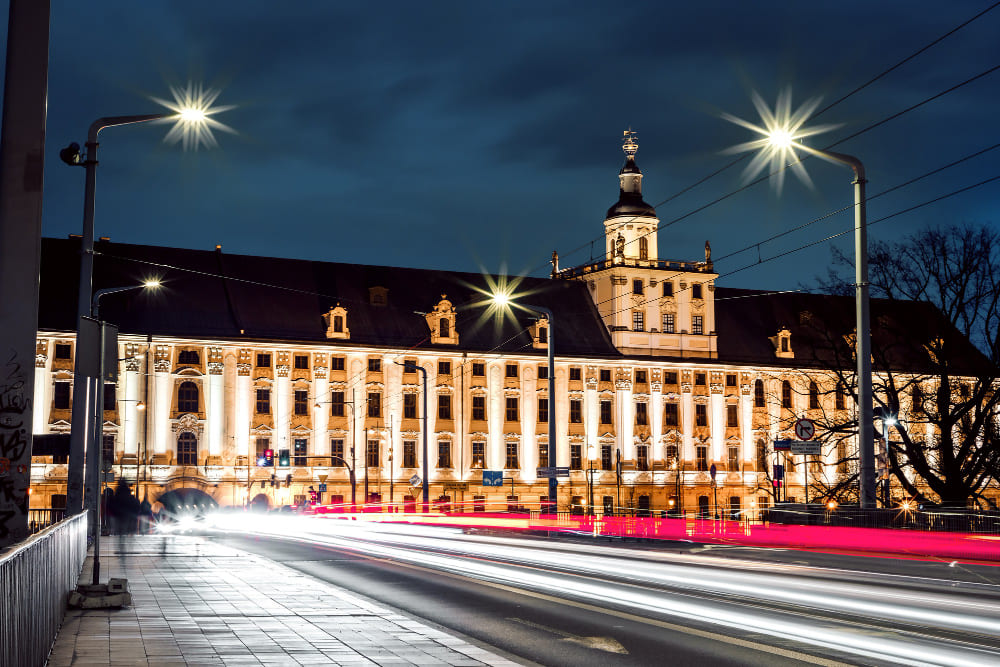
[28,508,66,535]
[0,512,87,667]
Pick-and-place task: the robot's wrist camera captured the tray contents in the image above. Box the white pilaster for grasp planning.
[207,366,224,456]
[234,364,251,459]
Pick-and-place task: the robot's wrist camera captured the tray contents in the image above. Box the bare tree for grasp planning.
[812,225,1000,507]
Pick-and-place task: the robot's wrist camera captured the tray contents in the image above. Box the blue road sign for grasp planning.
[483,470,504,487]
[318,483,327,492]
[537,466,571,478]
[774,439,794,451]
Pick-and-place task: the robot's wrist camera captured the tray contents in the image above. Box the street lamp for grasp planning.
[874,407,897,508]
[64,86,231,517]
[725,90,876,508]
[491,293,557,514]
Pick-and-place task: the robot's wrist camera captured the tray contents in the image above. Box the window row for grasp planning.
[631,312,703,335]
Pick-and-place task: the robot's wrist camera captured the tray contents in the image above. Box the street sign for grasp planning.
[774,439,794,451]
[409,474,421,487]
[536,466,571,478]
[318,483,327,492]
[482,470,504,487]
[794,418,816,441]
[709,463,717,480]
[790,441,821,455]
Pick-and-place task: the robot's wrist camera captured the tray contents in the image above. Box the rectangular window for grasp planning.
[294,390,308,416]
[366,440,380,468]
[537,398,548,423]
[664,402,679,427]
[836,383,845,410]
[692,315,704,335]
[505,442,518,469]
[294,355,309,370]
[696,445,708,471]
[662,313,675,333]
[255,437,269,461]
[570,444,582,470]
[400,440,416,468]
[177,435,197,466]
[403,393,417,419]
[665,371,678,385]
[256,388,270,414]
[402,359,416,374]
[437,441,452,468]
[438,394,452,420]
[256,353,270,367]
[472,395,486,421]
[293,438,307,466]
[569,367,582,381]
[330,356,345,371]
[331,439,344,466]
[538,365,548,380]
[635,402,648,426]
[368,358,381,372]
[471,442,485,469]
[601,444,613,471]
[506,363,518,378]
[695,372,706,386]
[726,404,738,428]
[809,382,819,409]
[600,369,612,383]
[538,442,548,468]
[726,373,737,387]
[103,383,116,411]
[600,400,612,425]
[331,391,345,417]
[505,397,519,422]
[367,392,381,418]
[695,403,708,427]
[54,343,72,360]
[438,361,451,375]
[633,279,643,294]
[102,435,115,469]
[570,399,582,423]
[692,284,703,299]
[662,281,673,297]
[633,311,644,331]
[636,445,649,471]
[635,370,647,384]
[472,362,485,376]
[728,444,739,471]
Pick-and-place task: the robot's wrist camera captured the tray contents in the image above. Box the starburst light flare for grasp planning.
[721,88,841,193]
[153,82,235,151]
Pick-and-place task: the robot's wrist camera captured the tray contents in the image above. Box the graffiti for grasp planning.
[0,350,32,540]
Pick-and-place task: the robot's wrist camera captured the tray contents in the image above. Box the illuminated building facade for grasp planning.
[30,134,983,517]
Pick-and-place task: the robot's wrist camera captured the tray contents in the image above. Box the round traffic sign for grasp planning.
[794,418,816,441]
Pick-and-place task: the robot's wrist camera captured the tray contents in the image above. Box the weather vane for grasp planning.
[622,128,638,158]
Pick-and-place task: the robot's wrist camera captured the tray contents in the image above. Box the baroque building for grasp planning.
[30,133,990,518]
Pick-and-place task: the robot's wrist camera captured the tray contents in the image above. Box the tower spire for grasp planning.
[623,128,638,159]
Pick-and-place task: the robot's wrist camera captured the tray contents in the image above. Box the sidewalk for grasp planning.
[46,534,523,666]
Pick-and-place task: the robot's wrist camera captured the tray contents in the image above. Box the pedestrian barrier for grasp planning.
[0,512,87,667]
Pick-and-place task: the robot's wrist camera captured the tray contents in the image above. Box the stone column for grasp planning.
[650,370,663,461]
[122,350,141,459]
[488,362,503,471]
[234,356,251,461]
[615,369,633,461]
[206,348,224,459]
[151,345,171,457]
[584,370,598,460]
[522,367,537,484]
[681,375,694,461]
[274,356,290,458]
[313,357,329,456]
[33,339,48,434]
[710,377,725,463]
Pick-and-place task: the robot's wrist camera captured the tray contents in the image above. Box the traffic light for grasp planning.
[258,449,274,467]
[285,474,292,488]
[278,449,290,467]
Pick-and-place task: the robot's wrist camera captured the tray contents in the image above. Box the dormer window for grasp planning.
[532,317,549,350]
[771,328,794,359]
[323,304,350,340]
[368,286,388,307]
[426,294,458,345]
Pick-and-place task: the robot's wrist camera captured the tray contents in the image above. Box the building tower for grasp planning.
[559,130,718,358]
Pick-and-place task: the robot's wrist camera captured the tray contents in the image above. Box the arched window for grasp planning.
[781,380,792,408]
[177,381,199,413]
[439,318,450,338]
[177,432,197,466]
[809,381,819,409]
[638,236,648,260]
[754,379,765,408]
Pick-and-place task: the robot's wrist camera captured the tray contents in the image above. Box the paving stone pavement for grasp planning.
[46,534,524,666]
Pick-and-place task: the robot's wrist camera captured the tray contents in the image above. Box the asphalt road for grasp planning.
[208,520,1000,666]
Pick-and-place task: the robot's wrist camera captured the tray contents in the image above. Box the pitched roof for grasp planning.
[38,237,622,358]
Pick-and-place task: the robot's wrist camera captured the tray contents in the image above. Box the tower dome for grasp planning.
[606,129,657,220]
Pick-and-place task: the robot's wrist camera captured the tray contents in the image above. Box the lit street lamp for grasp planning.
[491,293,557,514]
[63,85,231,518]
[874,407,897,508]
[725,91,876,509]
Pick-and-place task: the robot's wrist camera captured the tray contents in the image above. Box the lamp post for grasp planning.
[726,95,875,509]
[396,361,429,512]
[491,295,557,514]
[63,93,226,517]
[874,407,896,508]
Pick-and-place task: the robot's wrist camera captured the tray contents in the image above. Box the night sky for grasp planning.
[3,1,999,291]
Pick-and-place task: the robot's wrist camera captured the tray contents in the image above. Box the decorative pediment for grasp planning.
[323,304,350,340]
[172,413,204,437]
[426,294,458,345]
